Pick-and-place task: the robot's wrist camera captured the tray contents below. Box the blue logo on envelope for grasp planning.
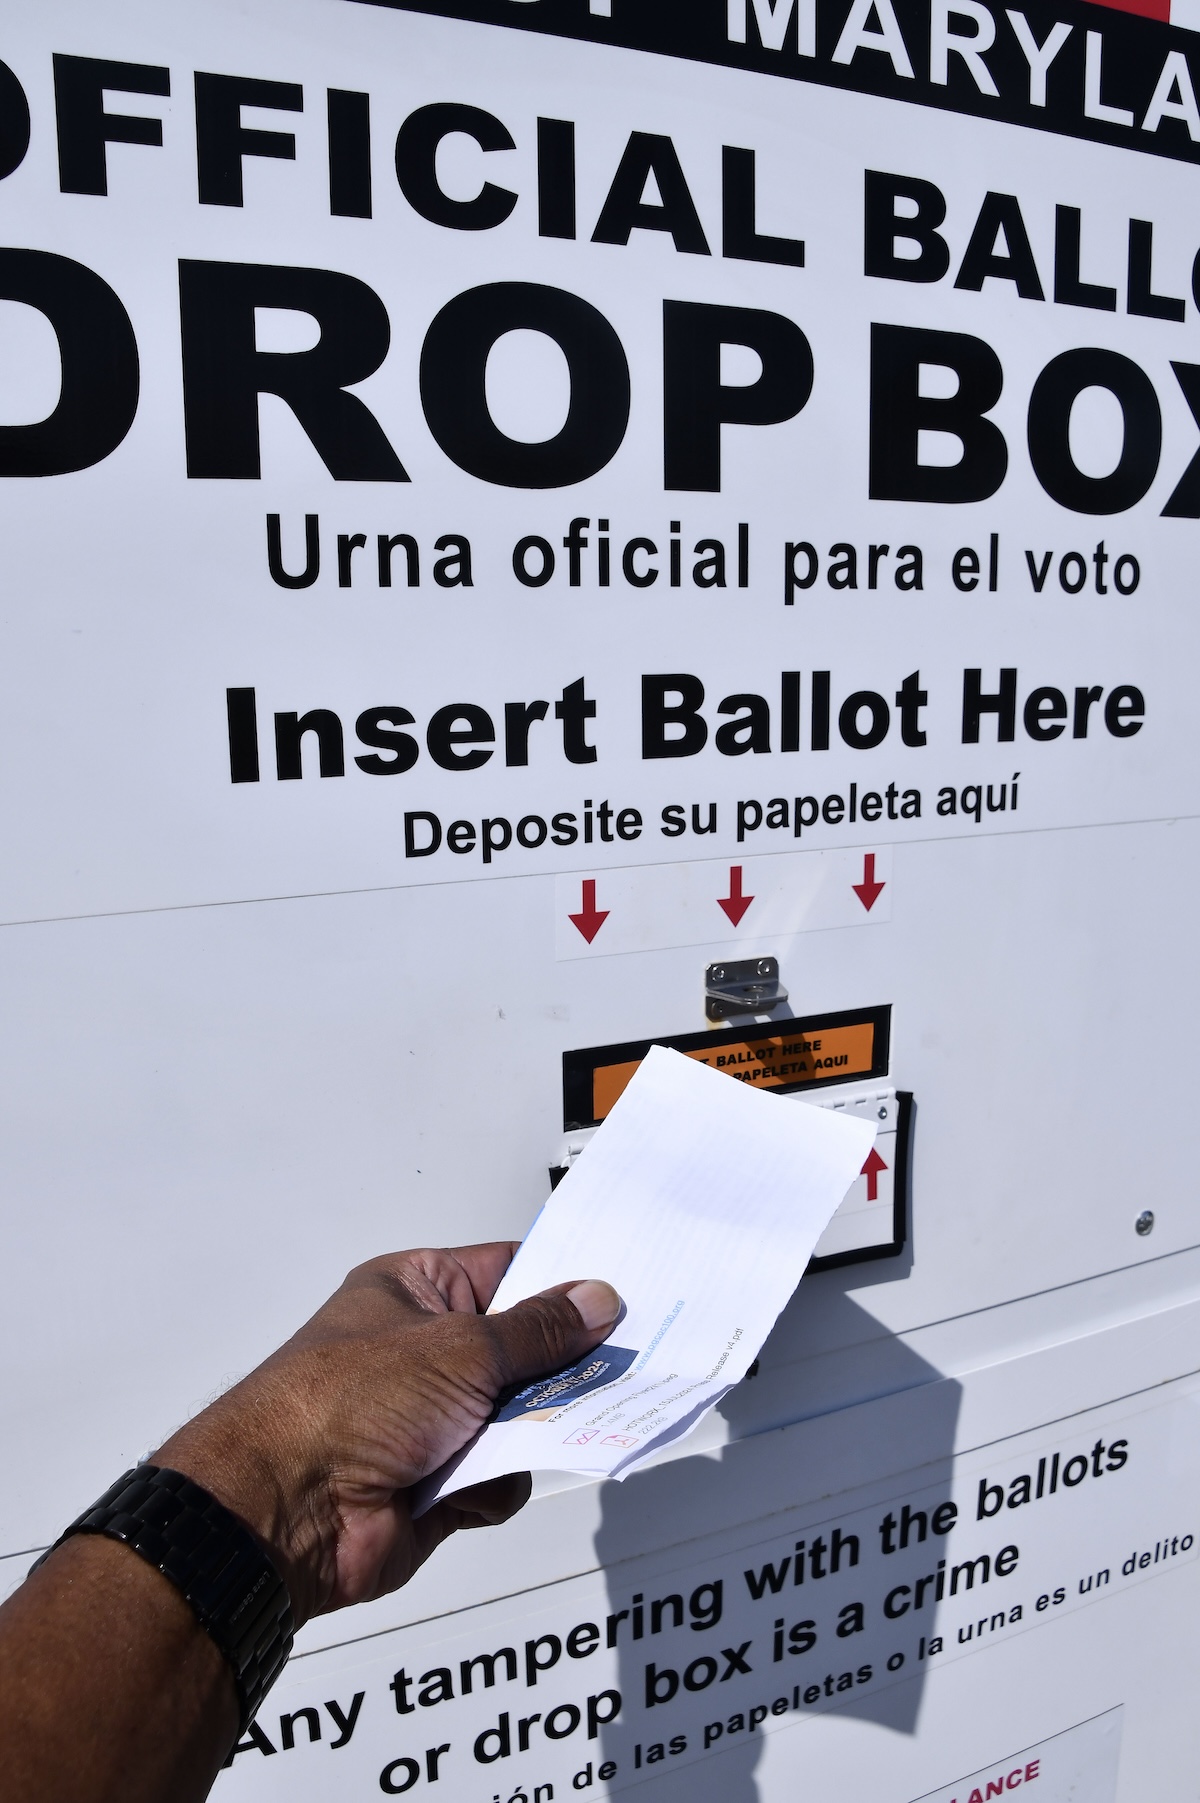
[495,1345,639,1422]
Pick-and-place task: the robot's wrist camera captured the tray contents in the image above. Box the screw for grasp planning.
[878,1107,888,1120]
[1135,1210,1155,1237]
[713,967,725,982]
[758,961,771,976]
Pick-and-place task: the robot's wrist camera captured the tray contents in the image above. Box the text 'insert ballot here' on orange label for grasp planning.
[563,1007,890,1130]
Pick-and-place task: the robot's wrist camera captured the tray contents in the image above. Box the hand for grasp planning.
[153,1244,621,1628]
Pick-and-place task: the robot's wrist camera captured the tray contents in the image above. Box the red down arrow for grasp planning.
[568,879,609,944]
[852,852,886,912]
[718,865,755,926]
[861,1145,888,1201]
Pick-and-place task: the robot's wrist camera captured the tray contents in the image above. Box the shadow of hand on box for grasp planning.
[590,1286,961,1799]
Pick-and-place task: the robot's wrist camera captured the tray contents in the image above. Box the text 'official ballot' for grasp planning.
[423,1047,875,1506]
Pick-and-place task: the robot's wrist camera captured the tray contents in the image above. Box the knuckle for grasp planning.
[514,1293,577,1365]
[435,1313,508,1399]
[374,1252,455,1312]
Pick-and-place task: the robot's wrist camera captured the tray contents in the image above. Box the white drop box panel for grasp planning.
[200,1276,1200,1803]
[2,0,1200,1797]
[2,818,1199,1545]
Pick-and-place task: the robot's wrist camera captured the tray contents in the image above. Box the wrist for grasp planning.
[31,1464,296,1739]
[153,1375,334,1629]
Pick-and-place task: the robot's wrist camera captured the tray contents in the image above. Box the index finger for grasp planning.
[450,1240,523,1311]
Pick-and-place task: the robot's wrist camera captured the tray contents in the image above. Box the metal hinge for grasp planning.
[705,956,789,1022]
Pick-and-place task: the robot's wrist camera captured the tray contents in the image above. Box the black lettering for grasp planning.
[505,700,549,767]
[1054,206,1117,312]
[643,674,707,759]
[405,811,442,858]
[427,703,495,771]
[227,687,260,783]
[663,301,813,491]
[275,708,345,779]
[179,260,406,481]
[0,250,139,476]
[280,1708,320,1749]
[53,55,169,196]
[538,117,576,240]
[1104,684,1144,736]
[268,513,320,588]
[1162,361,1200,517]
[556,678,598,765]
[0,61,30,181]
[839,690,889,748]
[194,72,303,208]
[420,283,630,487]
[328,89,372,219]
[378,532,419,587]
[1127,219,1184,322]
[864,171,949,283]
[355,708,419,774]
[395,103,516,230]
[870,324,1006,503]
[722,146,804,267]
[954,192,1043,300]
[715,693,771,755]
[1027,349,1161,514]
[1023,686,1067,740]
[593,132,709,253]
[962,667,1017,743]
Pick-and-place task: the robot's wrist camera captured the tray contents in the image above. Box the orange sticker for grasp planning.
[590,1021,878,1121]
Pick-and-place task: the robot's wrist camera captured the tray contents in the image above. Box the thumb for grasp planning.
[484,1280,622,1392]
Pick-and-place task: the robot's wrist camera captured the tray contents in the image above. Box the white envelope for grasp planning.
[419,1045,876,1508]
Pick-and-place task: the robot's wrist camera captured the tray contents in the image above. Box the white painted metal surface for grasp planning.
[2,0,1199,1795]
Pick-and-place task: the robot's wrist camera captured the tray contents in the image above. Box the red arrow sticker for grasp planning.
[852,852,886,912]
[568,879,609,944]
[861,1145,888,1201]
[718,865,755,926]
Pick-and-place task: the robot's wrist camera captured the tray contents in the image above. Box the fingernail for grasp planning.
[567,1281,621,1331]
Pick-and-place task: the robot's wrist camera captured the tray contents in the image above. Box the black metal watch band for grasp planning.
[33,1465,294,1732]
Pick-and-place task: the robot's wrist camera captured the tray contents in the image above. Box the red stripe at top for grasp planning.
[1085,0,1171,22]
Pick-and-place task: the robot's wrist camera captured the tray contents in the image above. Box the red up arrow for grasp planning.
[852,852,886,912]
[568,878,609,944]
[718,865,755,926]
[861,1145,888,1201]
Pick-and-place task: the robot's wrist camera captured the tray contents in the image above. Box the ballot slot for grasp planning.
[553,1008,909,1271]
[550,1081,910,1271]
[803,1085,910,1270]
[561,1004,891,1131]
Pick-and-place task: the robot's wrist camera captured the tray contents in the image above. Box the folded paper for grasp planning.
[420,1044,876,1507]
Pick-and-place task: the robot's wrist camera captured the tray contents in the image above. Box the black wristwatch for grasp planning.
[33,1465,294,1731]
